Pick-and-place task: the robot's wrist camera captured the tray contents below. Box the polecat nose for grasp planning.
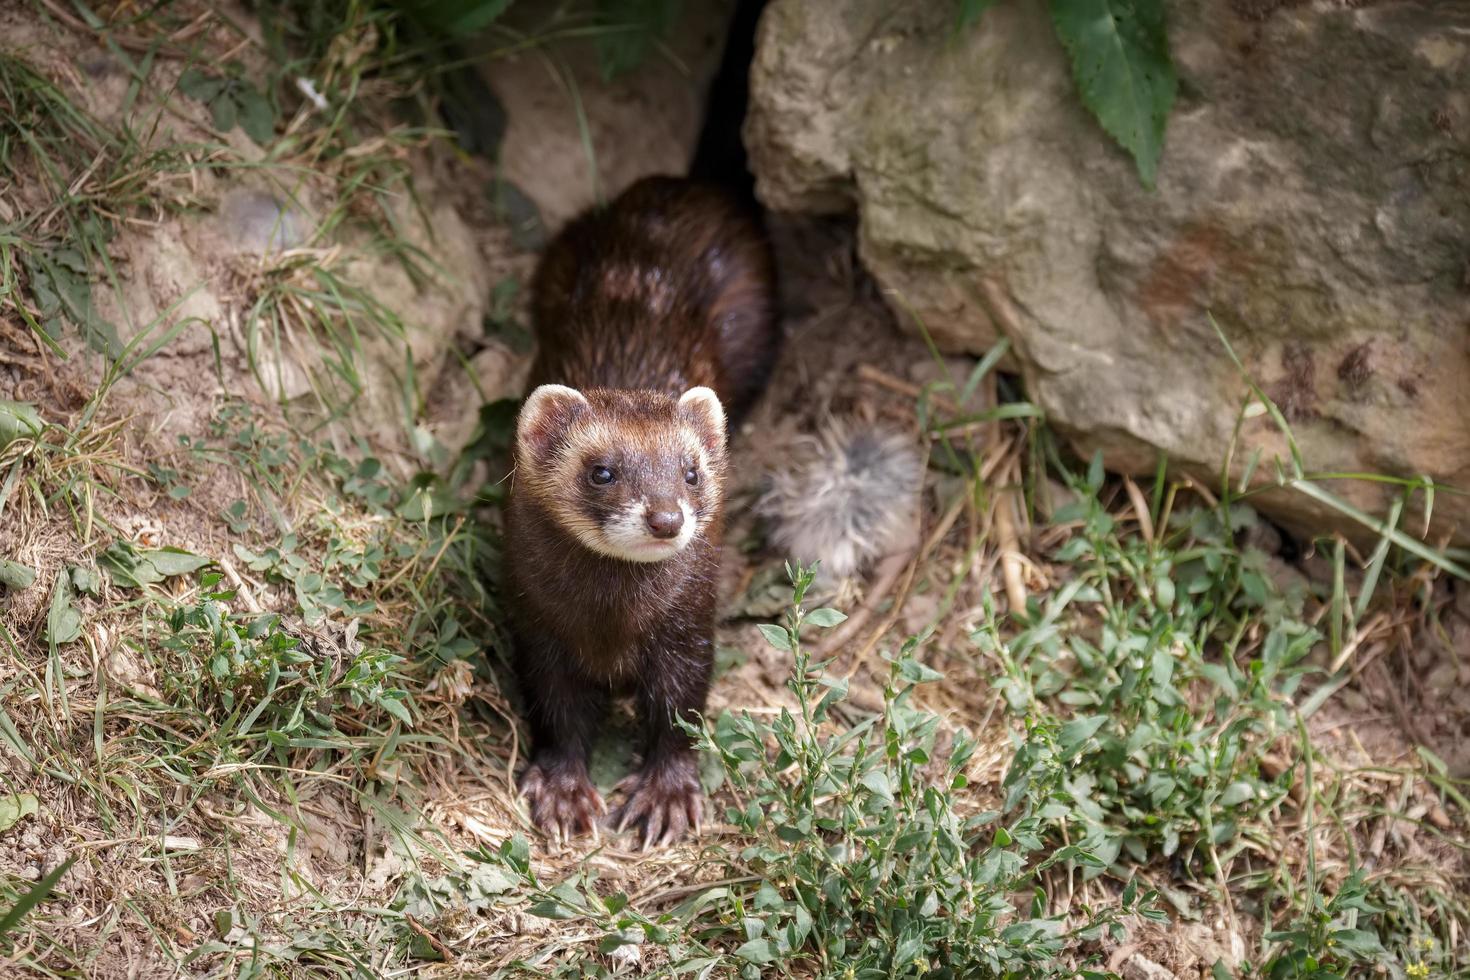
[646,509,684,539]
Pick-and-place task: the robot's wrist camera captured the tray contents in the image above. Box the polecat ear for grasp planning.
[678,386,727,456]
[517,384,588,465]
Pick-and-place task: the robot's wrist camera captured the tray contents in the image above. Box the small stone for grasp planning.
[488,180,545,250]
[219,189,311,254]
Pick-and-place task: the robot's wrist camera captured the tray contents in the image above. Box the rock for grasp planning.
[745,0,1470,545]
[474,1,735,232]
[218,189,313,254]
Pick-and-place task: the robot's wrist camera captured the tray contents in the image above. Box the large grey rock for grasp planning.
[745,0,1470,544]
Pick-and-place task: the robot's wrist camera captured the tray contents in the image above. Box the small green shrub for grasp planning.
[448,563,1162,977]
[981,454,1318,877]
[156,573,414,740]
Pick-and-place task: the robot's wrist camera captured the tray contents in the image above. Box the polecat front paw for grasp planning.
[519,759,606,841]
[612,757,703,849]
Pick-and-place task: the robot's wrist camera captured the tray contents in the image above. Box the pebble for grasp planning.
[219,188,312,254]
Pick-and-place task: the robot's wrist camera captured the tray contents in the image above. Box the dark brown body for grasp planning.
[505,175,779,844]
[526,176,778,425]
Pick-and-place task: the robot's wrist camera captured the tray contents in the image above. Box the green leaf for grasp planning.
[211,93,237,133]
[408,931,445,961]
[593,0,681,80]
[734,937,779,964]
[178,68,226,102]
[1086,448,1105,492]
[805,607,847,628]
[0,401,44,450]
[234,88,276,144]
[69,566,101,597]
[527,899,578,920]
[0,854,75,941]
[1219,781,1257,807]
[22,251,122,357]
[1059,714,1108,757]
[145,548,212,577]
[0,794,39,832]
[757,623,793,653]
[46,571,82,646]
[1328,929,1383,956]
[101,543,212,588]
[860,770,893,801]
[379,697,413,727]
[392,0,514,37]
[1048,0,1176,188]
[0,559,37,591]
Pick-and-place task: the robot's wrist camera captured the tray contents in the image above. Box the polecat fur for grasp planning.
[505,175,779,847]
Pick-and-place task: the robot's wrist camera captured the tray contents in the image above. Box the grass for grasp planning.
[0,2,1467,979]
[0,47,201,360]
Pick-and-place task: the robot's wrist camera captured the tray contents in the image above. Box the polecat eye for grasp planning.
[684,466,699,486]
[589,466,615,486]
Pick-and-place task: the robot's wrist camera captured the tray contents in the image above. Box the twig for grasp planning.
[217,555,263,614]
[404,914,455,964]
[1122,475,1155,543]
[856,364,961,415]
[817,548,915,657]
[840,478,974,666]
[994,463,1027,615]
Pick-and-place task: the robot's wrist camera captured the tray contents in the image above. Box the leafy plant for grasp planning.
[0,794,39,833]
[178,64,277,144]
[0,560,36,592]
[0,401,44,450]
[694,562,1163,976]
[1050,0,1174,188]
[389,0,514,37]
[100,542,213,589]
[157,570,413,733]
[960,0,1176,187]
[592,0,684,80]
[22,247,121,357]
[442,564,1162,976]
[44,569,82,647]
[233,533,377,624]
[978,452,1320,879]
[0,52,194,356]
[1256,870,1390,979]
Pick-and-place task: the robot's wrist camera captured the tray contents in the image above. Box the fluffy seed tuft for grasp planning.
[756,420,923,583]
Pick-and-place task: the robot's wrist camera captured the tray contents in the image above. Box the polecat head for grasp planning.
[514,384,728,563]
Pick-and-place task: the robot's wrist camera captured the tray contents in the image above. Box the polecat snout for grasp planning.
[504,176,778,848]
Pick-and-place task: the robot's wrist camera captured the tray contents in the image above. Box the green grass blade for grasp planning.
[0,855,77,940]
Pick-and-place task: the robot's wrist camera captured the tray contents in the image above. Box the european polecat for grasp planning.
[505,175,779,847]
